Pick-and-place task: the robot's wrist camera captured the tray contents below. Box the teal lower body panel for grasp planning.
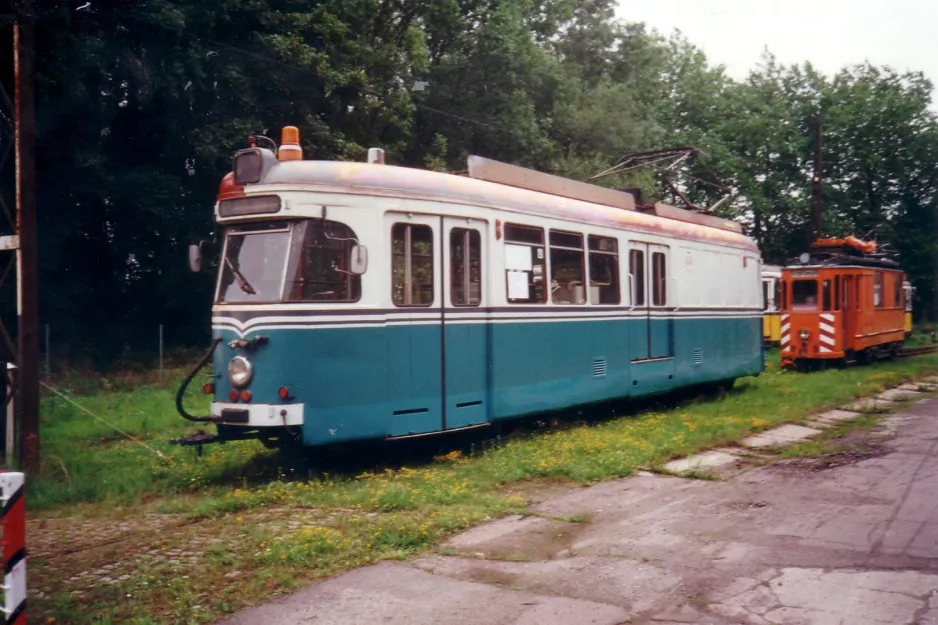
[489,316,761,421]
[444,322,489,430]
[649,317,673,359]
[209,315,762,447]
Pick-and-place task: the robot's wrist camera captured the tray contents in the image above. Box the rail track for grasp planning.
[898,344,938,358]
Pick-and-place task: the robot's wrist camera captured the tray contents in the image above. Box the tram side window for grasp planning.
[392,223,434,306]
[282,220,362,303]
[549,231,585,304]
[834,276,840,311]
[629,250,645,306]
[450,228,482,306]
[776,280,783,311]
[822,280,831,311]
[874,271,883,308]
[762,281,769,311]
[504,224,546,303]
[792,280,818,311]
[588,236,619,304]
[894,274,902,308]
[652,252,667,306]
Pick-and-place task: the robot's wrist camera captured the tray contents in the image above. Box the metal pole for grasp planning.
[6,364,16,464]
[15,5,40,473]
[159,324,163,379]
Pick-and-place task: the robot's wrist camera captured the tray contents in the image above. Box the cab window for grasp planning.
[792,280,818,311]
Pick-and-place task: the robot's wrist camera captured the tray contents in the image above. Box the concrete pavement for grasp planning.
[220,395,938,625]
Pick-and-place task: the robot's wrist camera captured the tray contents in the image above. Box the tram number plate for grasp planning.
[792,270,817,277]
[220,409,250,423]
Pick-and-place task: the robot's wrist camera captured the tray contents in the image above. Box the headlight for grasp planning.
[228,356,253,388]
[799,328,810,340]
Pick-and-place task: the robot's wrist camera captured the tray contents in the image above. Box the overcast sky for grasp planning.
[615,0,938,88]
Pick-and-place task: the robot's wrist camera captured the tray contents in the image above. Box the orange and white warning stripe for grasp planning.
[0,472,25,625]
[780,314,790,349]
[819,313,836,354]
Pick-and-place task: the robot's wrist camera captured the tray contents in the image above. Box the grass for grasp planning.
[903,324,938,348]
[28,347,938,624]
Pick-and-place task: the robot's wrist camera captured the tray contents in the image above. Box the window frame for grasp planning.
[587,235,620,305]
[651,251,667,307]
[549,229,586,305]
[449,227,482,307]
[874,271,883,308]
[792,279,819,311]
[282,220,363,304]
[216,222,293,305]
[504,223,547,304]
[628,249,646,307]
[391,222,435,307]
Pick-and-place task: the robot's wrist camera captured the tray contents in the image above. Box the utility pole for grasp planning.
[811,116,824,241]
[14,0,39,473]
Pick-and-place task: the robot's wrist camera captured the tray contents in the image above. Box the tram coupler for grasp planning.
[169,430,221,457]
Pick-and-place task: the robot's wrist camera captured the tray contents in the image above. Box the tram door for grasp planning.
[442,217,489,430]
[843,276,856,344]
[386,213,444,437]
[385,212,489,438]
[628,242,675,394]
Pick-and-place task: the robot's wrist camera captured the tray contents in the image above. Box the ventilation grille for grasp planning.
[693,349,704,365]
[592,358,607,377]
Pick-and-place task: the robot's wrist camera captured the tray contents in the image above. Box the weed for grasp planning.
[490,553,532,562]
[679,470,720,481]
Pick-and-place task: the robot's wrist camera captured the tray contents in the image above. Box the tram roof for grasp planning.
[241,158,758,252]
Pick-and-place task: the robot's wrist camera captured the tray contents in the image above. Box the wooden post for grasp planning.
[14,5,39,473]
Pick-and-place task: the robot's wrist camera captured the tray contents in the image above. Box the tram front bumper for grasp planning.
[211,402,304,427]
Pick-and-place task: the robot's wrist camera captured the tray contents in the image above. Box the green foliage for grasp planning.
[11,0,938,360]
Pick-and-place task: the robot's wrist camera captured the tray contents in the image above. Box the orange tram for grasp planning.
[780,236,909,370]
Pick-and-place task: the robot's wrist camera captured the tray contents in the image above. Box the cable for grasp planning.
[175,337,222,423]
[41,381,168,459]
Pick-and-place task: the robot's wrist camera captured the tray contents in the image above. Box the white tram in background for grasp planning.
[175,127,764,450]
[761,264,782,345]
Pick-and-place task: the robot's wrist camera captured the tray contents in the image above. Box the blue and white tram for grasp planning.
[176,127,765,449]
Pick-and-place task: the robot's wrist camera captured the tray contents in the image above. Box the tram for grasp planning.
[761,265,782,346]
[903,280,914,337]
[175,126,764,450]
[779,236,909,369]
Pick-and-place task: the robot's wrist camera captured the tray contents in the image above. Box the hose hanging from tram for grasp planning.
[176,337,223,422]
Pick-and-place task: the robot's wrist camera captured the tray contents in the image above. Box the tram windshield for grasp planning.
[791,279,818,311]
[217,220,361,304]
[218,224,291,303]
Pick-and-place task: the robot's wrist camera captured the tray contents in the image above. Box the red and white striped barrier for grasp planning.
[819,313,836,353]
[0,472,25,624]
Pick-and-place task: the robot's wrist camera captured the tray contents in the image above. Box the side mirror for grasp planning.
[350,245,368,275]
[188,244,202,273]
